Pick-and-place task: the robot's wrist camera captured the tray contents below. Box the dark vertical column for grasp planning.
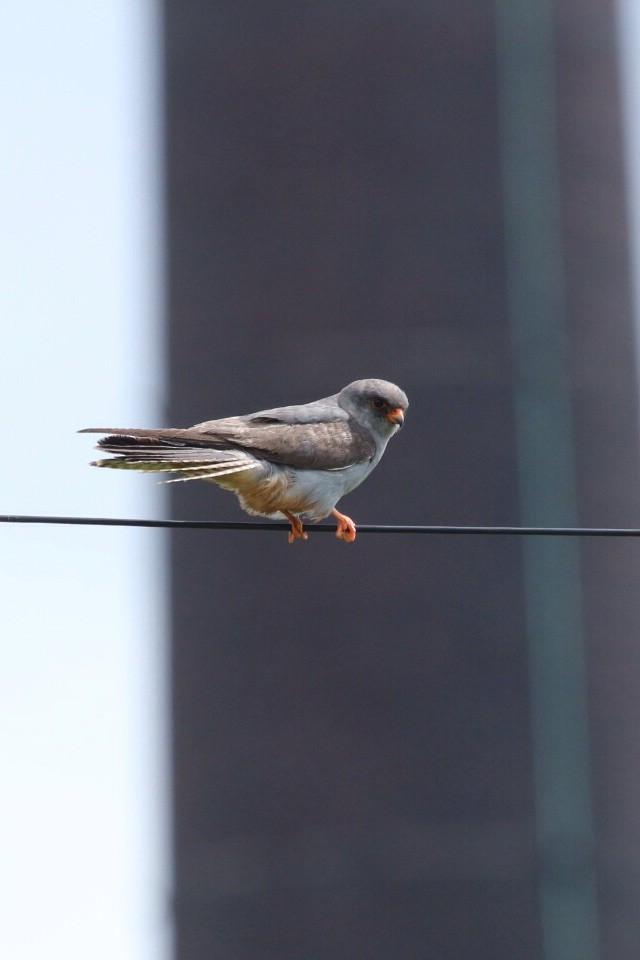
[163,2,640,959]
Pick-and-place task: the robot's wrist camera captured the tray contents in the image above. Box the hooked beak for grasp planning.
[386,407,404,427]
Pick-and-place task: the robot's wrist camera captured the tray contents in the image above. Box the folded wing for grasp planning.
[80,413,375,472]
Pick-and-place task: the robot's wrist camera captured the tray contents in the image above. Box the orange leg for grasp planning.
[282,510,308,543]
[331,508,357,542]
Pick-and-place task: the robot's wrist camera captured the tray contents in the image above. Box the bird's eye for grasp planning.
[371,397,386,409]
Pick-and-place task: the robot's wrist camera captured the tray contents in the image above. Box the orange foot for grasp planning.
[331,508,357,543]
[282,510,308,544]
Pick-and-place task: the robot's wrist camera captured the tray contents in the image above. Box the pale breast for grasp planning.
[205,457,376,521]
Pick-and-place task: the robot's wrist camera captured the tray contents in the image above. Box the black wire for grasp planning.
[2,514,640,536]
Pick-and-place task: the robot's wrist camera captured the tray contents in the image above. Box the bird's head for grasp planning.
[338,379,409,438]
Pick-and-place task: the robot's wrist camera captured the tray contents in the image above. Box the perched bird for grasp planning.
[80,378,408,543]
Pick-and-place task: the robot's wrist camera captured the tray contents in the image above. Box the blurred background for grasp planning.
[3,1,640,958]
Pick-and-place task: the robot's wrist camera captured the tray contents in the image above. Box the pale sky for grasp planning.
[0,3,168,959]
[618,0,640,380]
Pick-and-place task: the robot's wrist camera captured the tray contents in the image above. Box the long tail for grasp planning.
[81,429,258,484]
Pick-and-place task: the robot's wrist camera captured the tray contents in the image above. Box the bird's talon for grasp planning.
[331,509,356,543]
[283,510,307,543]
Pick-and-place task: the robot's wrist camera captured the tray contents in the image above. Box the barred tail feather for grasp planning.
[161,462,258,484]
[91,454,259,485]
[91,458,181,471]
[86,429,260,484]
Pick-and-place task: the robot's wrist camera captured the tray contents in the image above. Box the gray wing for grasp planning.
[193,394,346,428]
[185,393,375,469]
[197,418,375,469]
[81,396,376,470]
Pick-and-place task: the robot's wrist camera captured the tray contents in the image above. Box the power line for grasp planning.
[2,514,640,536]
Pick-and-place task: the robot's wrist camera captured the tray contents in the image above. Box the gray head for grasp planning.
[338,378,409,436]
